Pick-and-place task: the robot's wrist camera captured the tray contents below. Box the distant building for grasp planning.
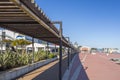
[103,48,120,54]
[0,29,59,53]
[26,43,59,53]
[80,46,91,53]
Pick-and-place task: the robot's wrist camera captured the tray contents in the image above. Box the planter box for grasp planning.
[0,57,57,80]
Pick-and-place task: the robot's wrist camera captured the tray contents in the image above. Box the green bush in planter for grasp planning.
[16,53,29,66]
[0,50,57,71]
[0,52,10,70]
[0,51,30,70]
[48,53,56,59]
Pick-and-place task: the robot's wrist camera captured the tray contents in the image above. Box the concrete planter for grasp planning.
[0,57,57,80]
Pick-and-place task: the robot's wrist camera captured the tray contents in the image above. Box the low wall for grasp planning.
[62,53,89,80]
[0,57,57,80]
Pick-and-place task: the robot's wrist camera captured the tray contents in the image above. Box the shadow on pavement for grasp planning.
[32,54,75,80]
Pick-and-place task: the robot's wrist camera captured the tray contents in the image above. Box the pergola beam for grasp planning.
[0,0,71,47]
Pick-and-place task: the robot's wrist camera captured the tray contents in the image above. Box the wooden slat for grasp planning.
[0,19,34,22]
[0,21,38,24]
[0,6,18,9]
[4,24,40,27]
[1,0,10,1]
[0,2,13,4]
[0,1,15,6]
[0,13,28,17]
[0,12,25,13]
[0,17,32,20]
[0,9,22,12]
[0,4,15,6]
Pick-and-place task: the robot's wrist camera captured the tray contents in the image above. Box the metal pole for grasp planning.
[47,42,49,58]
[68,47,70,69]
[55,44,56,53]
[32,37,34,63]
[0,38,2,54]
[59,22,62,80]
[65,37,70,69]
[71,48,73,61]
[59,37,62,80]
[52,21,62,80]
[68,37,70,69]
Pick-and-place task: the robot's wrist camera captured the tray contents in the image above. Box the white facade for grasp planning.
[0,29,24,50]
[103,48,120,54]
[80,46,91,53]
[26,43,59,52]
[0,29,20,40]
[0,29,59,53]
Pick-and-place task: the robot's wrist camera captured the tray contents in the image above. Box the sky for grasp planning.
[35,0,120,49]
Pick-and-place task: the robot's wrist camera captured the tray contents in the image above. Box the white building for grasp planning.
[80,46,91,53]
[0,29,44,51]
[103,48,120,54]
[0,29,60,53]
[26,43,59,53]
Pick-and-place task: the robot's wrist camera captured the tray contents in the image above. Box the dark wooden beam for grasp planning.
[0,21,38,24]
[0,16,31,19]
[0,12,25,14]
[0,13,27,17]
[0,8,21,10]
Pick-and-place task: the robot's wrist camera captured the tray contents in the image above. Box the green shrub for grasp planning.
[0,50,56,71]
[48,53,56,59]
[0,52,10,70]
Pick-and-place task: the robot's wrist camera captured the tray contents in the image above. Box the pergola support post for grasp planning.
[46,42,49,59]
[32,37,34,63]
[55,44,56,53]
[59,22,62,80]
[67,37,70,69]
[52,21,63,80]
[59,37,62,80]
[65,37,70,69]
[68,47,70,69]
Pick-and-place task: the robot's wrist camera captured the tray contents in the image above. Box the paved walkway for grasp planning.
[63,53,120,80]
[81,53,120,80]
[17,54,76,80]
[17,53,120,80]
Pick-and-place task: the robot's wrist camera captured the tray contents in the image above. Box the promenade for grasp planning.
[63,53,120,80]
[81,53,120,80]
[17,53,120,80]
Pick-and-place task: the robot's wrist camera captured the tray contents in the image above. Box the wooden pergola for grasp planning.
[0,0,75,80]
[0,0,70,47]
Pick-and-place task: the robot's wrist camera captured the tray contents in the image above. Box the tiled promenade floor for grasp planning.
[80,53,120,80]
[17,53,120,80]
